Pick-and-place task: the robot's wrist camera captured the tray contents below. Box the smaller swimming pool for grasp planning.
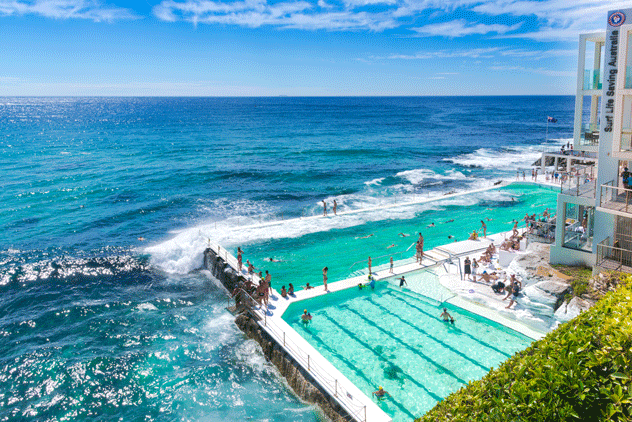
[283,272,533,421]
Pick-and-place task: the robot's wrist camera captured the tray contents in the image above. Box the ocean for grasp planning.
[0,96,573,421]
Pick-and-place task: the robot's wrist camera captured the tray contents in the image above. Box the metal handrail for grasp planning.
[600,182,632,212]
[347,242,416,271]
[259,314,369,422]
[596,238,632,272]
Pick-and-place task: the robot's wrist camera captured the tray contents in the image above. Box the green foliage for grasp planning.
[415,276,632,422]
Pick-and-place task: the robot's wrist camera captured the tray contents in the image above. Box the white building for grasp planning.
[549,8,632,273]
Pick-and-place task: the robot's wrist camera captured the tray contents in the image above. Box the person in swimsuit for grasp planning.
[389,257,394,274]
[399,276,407,287]
[305,283,313,290]
[471,258,479,282]
[322,267,328,291]
[288,283,295,295]
[373,386,390,398]
[322,200,327,216]
[440,308,455,323]
[333,200,337,215]
[368,256,372,275]
[480,221,487,238]
[281,286,288,298]
[463,257,471,280]
[301,310,312,325]
[237,247,243,272]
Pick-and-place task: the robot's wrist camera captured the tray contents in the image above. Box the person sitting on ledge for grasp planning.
[479,271,498,283]
[288,283,295,295]
[280,285,288,298]
[468,230,479,241]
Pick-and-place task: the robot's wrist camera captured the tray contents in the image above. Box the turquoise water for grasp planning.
[0,97,573,421]
[238,183,558,292]
[283,274,533,421]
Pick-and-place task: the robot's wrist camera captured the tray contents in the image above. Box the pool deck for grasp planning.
[212,179,560,422]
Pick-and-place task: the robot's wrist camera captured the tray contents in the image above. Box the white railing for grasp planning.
[213,242,370,422]
[259,315,369,422]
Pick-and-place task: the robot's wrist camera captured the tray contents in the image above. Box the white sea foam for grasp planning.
[396,168,467,185]
[364,177,384,186]
[147,142,551,275]
[446,139,571,171]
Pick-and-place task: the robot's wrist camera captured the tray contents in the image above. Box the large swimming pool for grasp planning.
[283,271,533,421]
[237,183,558,292]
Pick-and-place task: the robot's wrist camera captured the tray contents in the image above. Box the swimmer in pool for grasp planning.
[440,308,455,324]
[301,310,312,325]
[358,234,374,239]
[399,276,407,287]
[373,386,390,398]
[427,222,435,228]
[444,219,454,223]
[398,233,409,237]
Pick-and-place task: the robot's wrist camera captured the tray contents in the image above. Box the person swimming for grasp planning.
[399,276,407,287]
[440,307,455,324]
[301,310,312,325]
[372,386,390,399]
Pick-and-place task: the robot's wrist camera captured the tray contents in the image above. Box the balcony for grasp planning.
[580,123,599,146]
[596,236,632,273]
[584,69,602,90]
[599,181,632,215]
[561,173,597,198]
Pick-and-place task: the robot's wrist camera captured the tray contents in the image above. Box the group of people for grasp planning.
[490,274,522,309]
[322,199,338,216]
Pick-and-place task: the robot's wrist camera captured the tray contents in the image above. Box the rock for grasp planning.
[554,296,594,323]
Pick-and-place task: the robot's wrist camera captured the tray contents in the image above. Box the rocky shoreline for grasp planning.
[203,248,351,422]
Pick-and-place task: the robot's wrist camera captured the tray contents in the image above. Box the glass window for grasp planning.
[563,203,594,251]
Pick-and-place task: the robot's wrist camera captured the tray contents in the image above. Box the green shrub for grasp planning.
[416,276,632,422]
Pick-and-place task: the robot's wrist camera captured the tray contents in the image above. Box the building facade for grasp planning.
[550,8,632,273]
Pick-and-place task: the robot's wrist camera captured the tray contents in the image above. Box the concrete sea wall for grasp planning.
[203,248,353,422]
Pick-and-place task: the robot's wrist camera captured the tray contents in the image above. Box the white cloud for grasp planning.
[385,47,502,59]
[473,0,630,40]
[412,19,522,37]
[0,0,137,21]
[489,65,574,77]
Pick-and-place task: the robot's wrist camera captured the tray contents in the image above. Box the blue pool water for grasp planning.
[283,273,533,421]
[0,96,573,421]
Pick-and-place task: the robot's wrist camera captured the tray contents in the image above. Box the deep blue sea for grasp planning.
[0,96,574,421]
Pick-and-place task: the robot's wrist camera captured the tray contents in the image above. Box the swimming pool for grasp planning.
[238,183,558,292]
[282,272,533,421]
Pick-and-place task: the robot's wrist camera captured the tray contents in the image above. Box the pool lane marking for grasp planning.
[363,298,491,372]
[318,312,443,406]
[338,304,468,385]
[388,286,529,346]
[383,290,514,358]
[301,324,421,421]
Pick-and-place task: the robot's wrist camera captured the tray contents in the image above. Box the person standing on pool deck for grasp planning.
[322,200,327,216]
[237,247,243,272]
[322,267,328,291]
[368,256,372,275]
[333,199,337,215]
[399,276,407,287]
[463,256,472,280]
[471,258,479,282]
[264,271,272,294]
[389,257,394,274]
[480,220,487,238]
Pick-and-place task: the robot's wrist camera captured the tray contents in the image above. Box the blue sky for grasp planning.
[0,0,625,95]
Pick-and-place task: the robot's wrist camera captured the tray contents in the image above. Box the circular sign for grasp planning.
[609,11,626,27]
